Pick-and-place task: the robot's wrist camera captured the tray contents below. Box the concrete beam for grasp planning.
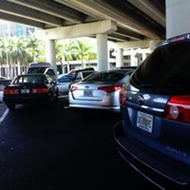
[2,0,64,27]
[36,20,117,40]
[128,0,165,27]
[113,40,161,49]
[8,0,85,23]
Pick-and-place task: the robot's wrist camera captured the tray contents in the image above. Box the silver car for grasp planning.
[68,69,135,113]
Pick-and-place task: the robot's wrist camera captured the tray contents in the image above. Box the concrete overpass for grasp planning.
[0,0,189,71]
[0,0,166,71]
[1,0,166,41]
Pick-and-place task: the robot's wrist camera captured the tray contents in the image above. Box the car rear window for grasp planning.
[130,41,190,92]
[14,75,48,84]
[84,72,125,82]
[28,68,46,74]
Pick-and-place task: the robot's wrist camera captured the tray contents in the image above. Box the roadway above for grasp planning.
[1,0,166,42]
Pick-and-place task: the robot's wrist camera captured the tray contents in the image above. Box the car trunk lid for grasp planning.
[121,84,190,164]
[124,84,169,138]
[70,81,117,101]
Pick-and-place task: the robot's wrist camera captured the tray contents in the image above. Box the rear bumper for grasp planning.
[3,94,50,105]
[69,103,120,113]
[114,121,190,190]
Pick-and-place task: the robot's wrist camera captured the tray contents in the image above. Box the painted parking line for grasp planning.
[0,108,9,123]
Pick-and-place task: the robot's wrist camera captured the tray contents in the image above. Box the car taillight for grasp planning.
[119,87,127,106]
[32,88,48,93]
[98,84,122,93]
[70,86,78,92]
[3,88,19,95]
[165,95,190,124]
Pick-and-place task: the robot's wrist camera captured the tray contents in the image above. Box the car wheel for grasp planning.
[7,104,15,110]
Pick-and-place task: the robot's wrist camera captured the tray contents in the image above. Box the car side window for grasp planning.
[75,72,82,80]
[45,75,52,83]
[14,76,22,83]
[46,69,55,76]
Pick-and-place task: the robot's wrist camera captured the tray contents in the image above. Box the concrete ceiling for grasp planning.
[1,0,166,42]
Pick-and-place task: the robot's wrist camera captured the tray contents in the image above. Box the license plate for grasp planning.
[84,90,92,96]
[21,89,30,93]
[136,111,153,133]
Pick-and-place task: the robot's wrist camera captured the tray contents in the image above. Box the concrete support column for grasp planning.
[149,40,156,53]
[130,49,136,66]
[45,39,57,73]
[142,52,146,61]
[135,53,142,66]
[116,48,124,68]
[96,33,108,71]
[166,0,190,38]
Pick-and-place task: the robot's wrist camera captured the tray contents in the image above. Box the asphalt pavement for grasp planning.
[0,90,157,190]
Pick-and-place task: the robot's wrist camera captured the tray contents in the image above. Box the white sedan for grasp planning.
[68,69,135,113]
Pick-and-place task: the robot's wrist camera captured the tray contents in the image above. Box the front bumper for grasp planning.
[114,121,190,190]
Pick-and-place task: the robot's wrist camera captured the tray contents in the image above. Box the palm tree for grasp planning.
[0,37,6,76]
[10,36,30,75]
[55,40,76,72]
[72,39,96,68]
[86,52,97,67]
[26,33,45,62]
[0,36,97,77]
[0,37,11,77]
[0,35,45,77]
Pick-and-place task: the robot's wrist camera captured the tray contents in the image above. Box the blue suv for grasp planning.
[114,33,190,189]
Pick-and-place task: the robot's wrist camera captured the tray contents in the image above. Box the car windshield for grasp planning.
[13,75,48,84]
[84,71,125,82]
[131,40,190,88]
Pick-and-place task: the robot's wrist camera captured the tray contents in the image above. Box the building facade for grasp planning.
[0,21,36,37]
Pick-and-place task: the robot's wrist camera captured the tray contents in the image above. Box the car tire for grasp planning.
[7,104,15,110]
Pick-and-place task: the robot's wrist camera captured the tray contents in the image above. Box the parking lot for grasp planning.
[0,96,151,190]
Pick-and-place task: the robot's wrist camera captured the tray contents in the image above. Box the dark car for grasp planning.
[27,62,57,82]
[114,33,190,189]
[0,76,12,90]
[3,73,58,110]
